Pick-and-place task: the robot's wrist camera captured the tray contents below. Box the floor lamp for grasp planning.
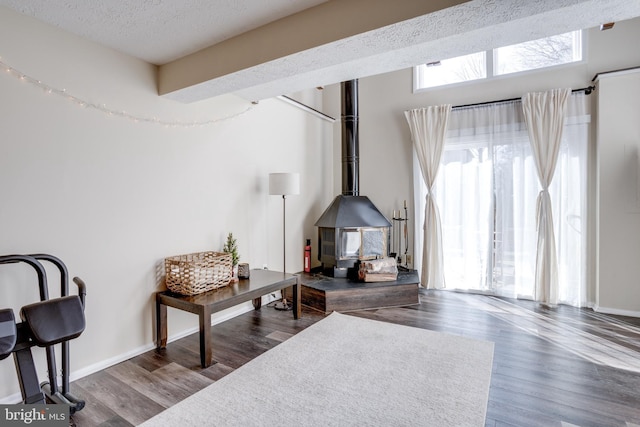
[269,172,300,310]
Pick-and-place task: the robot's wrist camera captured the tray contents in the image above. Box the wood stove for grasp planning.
[315,80,391,277]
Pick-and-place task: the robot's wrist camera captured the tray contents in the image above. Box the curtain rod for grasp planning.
[452,86,595,110]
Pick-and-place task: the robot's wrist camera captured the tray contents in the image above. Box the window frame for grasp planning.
[413,30,586,93]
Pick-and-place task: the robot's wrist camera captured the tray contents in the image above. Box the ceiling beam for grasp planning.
[159,0,640,103]
[158,0,468,101]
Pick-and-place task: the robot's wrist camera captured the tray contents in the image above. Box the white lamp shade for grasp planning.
[269,173,300,196]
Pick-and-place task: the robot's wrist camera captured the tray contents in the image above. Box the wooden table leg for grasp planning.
[156,296,167,349]
[292,277,301,320]
[199,307,213,368]
[252,297,262,310]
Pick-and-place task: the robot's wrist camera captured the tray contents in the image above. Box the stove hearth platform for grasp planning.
[298,270,420,313]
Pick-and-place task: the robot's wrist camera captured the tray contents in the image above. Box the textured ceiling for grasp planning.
[0,0,328,65]
[1,0,640,102]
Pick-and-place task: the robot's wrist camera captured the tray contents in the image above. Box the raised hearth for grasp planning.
[298,270,419,313]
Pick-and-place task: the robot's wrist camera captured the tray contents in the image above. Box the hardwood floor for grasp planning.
[69,291,640,426]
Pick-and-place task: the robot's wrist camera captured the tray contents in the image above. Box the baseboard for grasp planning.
[69,301,261,381]
[1,293,280,403]
[593,304,640,318]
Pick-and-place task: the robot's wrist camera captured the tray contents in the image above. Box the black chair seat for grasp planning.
[20,296,85,347]
[0,309,16,360]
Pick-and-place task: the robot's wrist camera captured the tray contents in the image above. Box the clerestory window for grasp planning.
[414,30,583,90]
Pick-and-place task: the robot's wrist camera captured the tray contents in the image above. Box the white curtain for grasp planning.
[405,105,451,289]
[522,88,571,306]
[413,93,590,306]
[435,101,531,294]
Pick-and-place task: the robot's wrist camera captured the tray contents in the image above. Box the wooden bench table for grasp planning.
[156,269,300,368]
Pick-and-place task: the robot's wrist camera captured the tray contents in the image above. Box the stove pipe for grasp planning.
[341,80,359,196]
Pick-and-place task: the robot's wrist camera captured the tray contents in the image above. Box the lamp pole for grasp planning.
[282,194,287,274]
[275,193,291,310]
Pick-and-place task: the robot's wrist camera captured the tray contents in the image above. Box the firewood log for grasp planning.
[358,257,398,282]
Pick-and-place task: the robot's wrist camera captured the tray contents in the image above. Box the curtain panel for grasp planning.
[405,105,452,289]
[522,88,571,306]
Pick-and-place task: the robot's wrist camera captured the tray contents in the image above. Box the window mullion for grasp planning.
[486,49,494,78]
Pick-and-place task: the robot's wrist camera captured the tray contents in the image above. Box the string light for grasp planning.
[0,58,255,127]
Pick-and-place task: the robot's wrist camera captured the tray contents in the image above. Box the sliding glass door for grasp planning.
[415,94,589,306]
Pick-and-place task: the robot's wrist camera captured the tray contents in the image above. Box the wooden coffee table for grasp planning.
[156,269,300,368]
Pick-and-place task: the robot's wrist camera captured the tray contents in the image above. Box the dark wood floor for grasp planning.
[69,290,640,427]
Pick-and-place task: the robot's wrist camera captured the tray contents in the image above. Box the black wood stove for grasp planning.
[315,80,391,278]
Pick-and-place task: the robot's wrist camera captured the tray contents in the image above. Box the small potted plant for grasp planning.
[223,232,240,281]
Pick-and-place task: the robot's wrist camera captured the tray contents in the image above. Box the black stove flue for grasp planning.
[314,79,391,277]
[341,79,359,197]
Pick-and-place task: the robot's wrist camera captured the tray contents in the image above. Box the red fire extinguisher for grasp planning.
[304,239,311,273]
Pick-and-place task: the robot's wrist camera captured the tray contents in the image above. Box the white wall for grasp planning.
[595,69,640,315]
[0,7,333,400]
[322,17,640,309]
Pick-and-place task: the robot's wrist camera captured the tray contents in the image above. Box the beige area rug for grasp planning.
[139,312,494,427]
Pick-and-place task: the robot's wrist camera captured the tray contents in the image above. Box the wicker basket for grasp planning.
[164,251,233,296]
